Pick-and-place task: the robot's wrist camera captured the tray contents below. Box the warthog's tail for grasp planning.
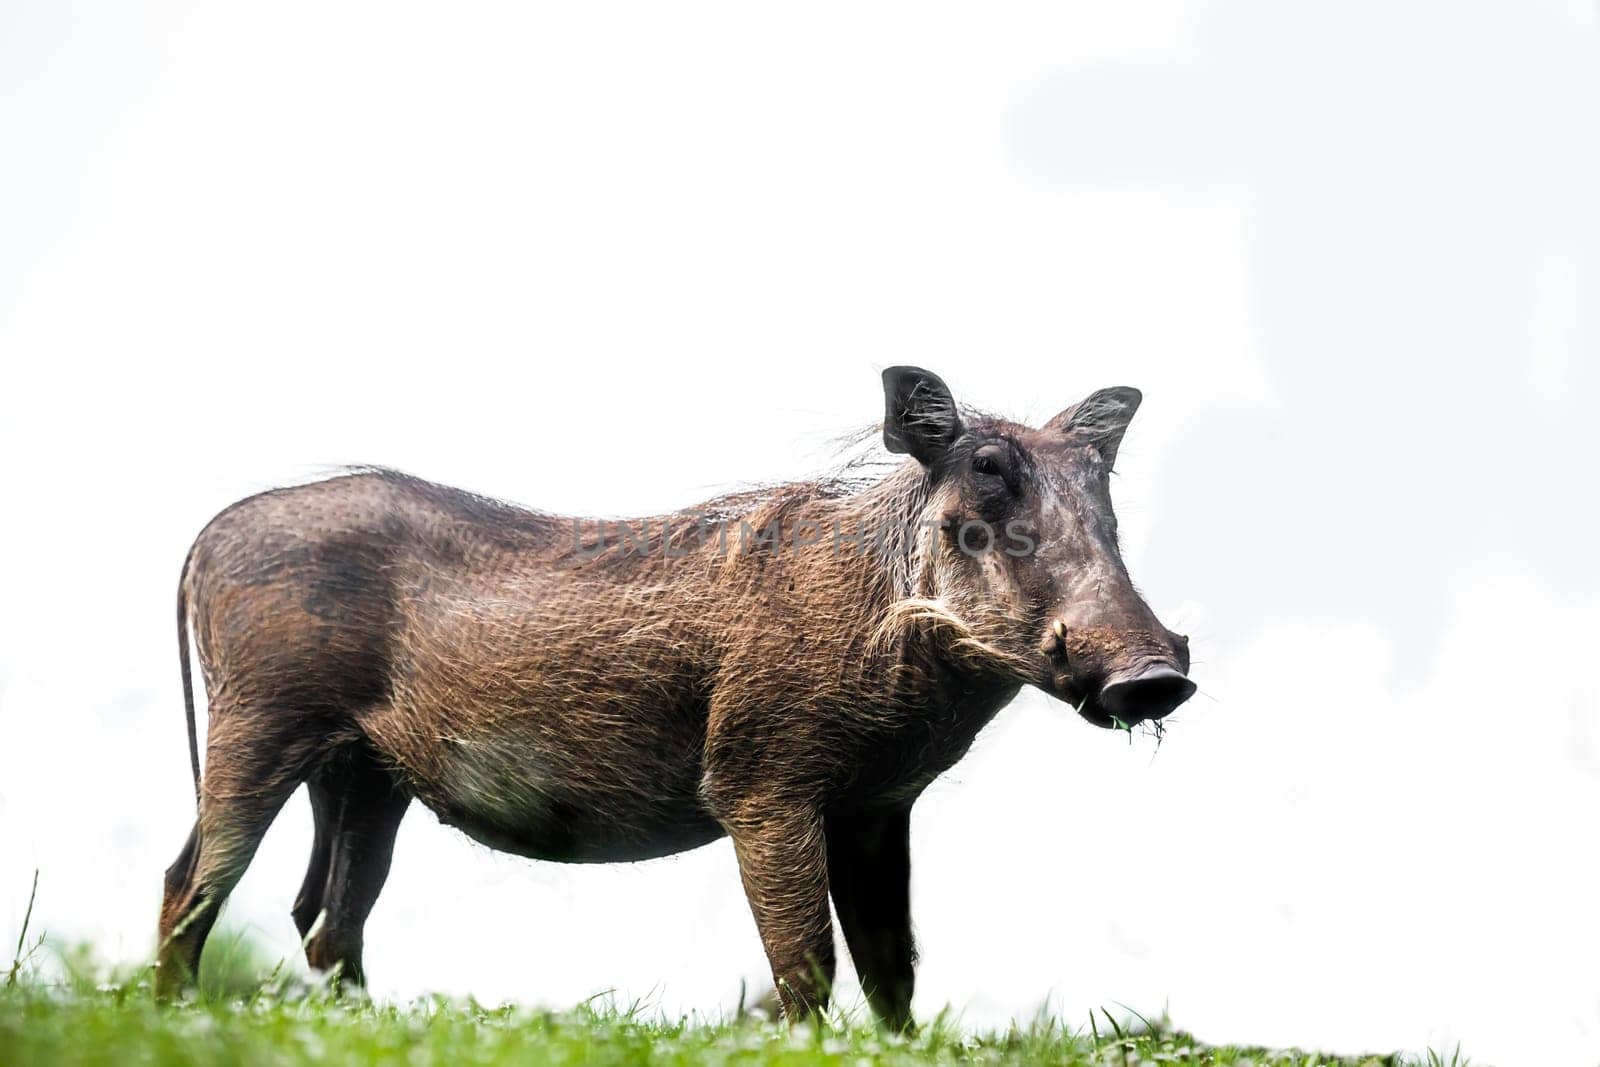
[177,542,201,808]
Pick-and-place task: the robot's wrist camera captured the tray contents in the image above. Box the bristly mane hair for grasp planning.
[328,402,1010,525]
[313,404,1033,679]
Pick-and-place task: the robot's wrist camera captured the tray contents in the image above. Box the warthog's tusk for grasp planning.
[1052,619,1067,643]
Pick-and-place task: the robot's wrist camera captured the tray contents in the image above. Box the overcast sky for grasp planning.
[2,2,1597,1064]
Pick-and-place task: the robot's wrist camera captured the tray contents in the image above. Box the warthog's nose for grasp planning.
[1098,665,1196,725]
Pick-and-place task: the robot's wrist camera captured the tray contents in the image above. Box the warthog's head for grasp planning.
[882,366,1194,729]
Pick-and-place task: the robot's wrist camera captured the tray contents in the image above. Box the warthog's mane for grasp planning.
[320,406,1031,682]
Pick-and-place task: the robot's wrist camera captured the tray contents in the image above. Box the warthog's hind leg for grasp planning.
[293,742,409,988]
[156,711,318,999]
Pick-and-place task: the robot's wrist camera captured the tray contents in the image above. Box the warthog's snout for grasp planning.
[1097,664,1196,726]
[1045,620,1195,728]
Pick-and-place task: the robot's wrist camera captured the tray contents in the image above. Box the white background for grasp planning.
[2,2,1597,1064]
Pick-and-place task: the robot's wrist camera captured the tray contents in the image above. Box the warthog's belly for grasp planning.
[404,730,725,864]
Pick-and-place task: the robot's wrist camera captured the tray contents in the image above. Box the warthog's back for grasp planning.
[185,470,724,861]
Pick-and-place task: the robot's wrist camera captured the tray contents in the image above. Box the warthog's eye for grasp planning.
[971,447,1007,480]
[969,445,1019,517]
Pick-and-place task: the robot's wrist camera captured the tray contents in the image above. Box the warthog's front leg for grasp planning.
[826,804,916,1031]
[721,802,835,1021]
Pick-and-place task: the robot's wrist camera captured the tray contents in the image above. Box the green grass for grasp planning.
[0,987,1457,1067]
[0,959,1466,1067]
[0,890,1464,1067]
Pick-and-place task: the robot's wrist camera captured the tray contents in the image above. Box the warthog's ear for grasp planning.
[882,366,964,467]
[1047,387,1142,467]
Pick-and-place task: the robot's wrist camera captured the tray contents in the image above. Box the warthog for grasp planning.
[157,367,1193,1026]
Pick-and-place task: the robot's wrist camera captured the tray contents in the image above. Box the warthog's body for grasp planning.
[158,368,1193,1027]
